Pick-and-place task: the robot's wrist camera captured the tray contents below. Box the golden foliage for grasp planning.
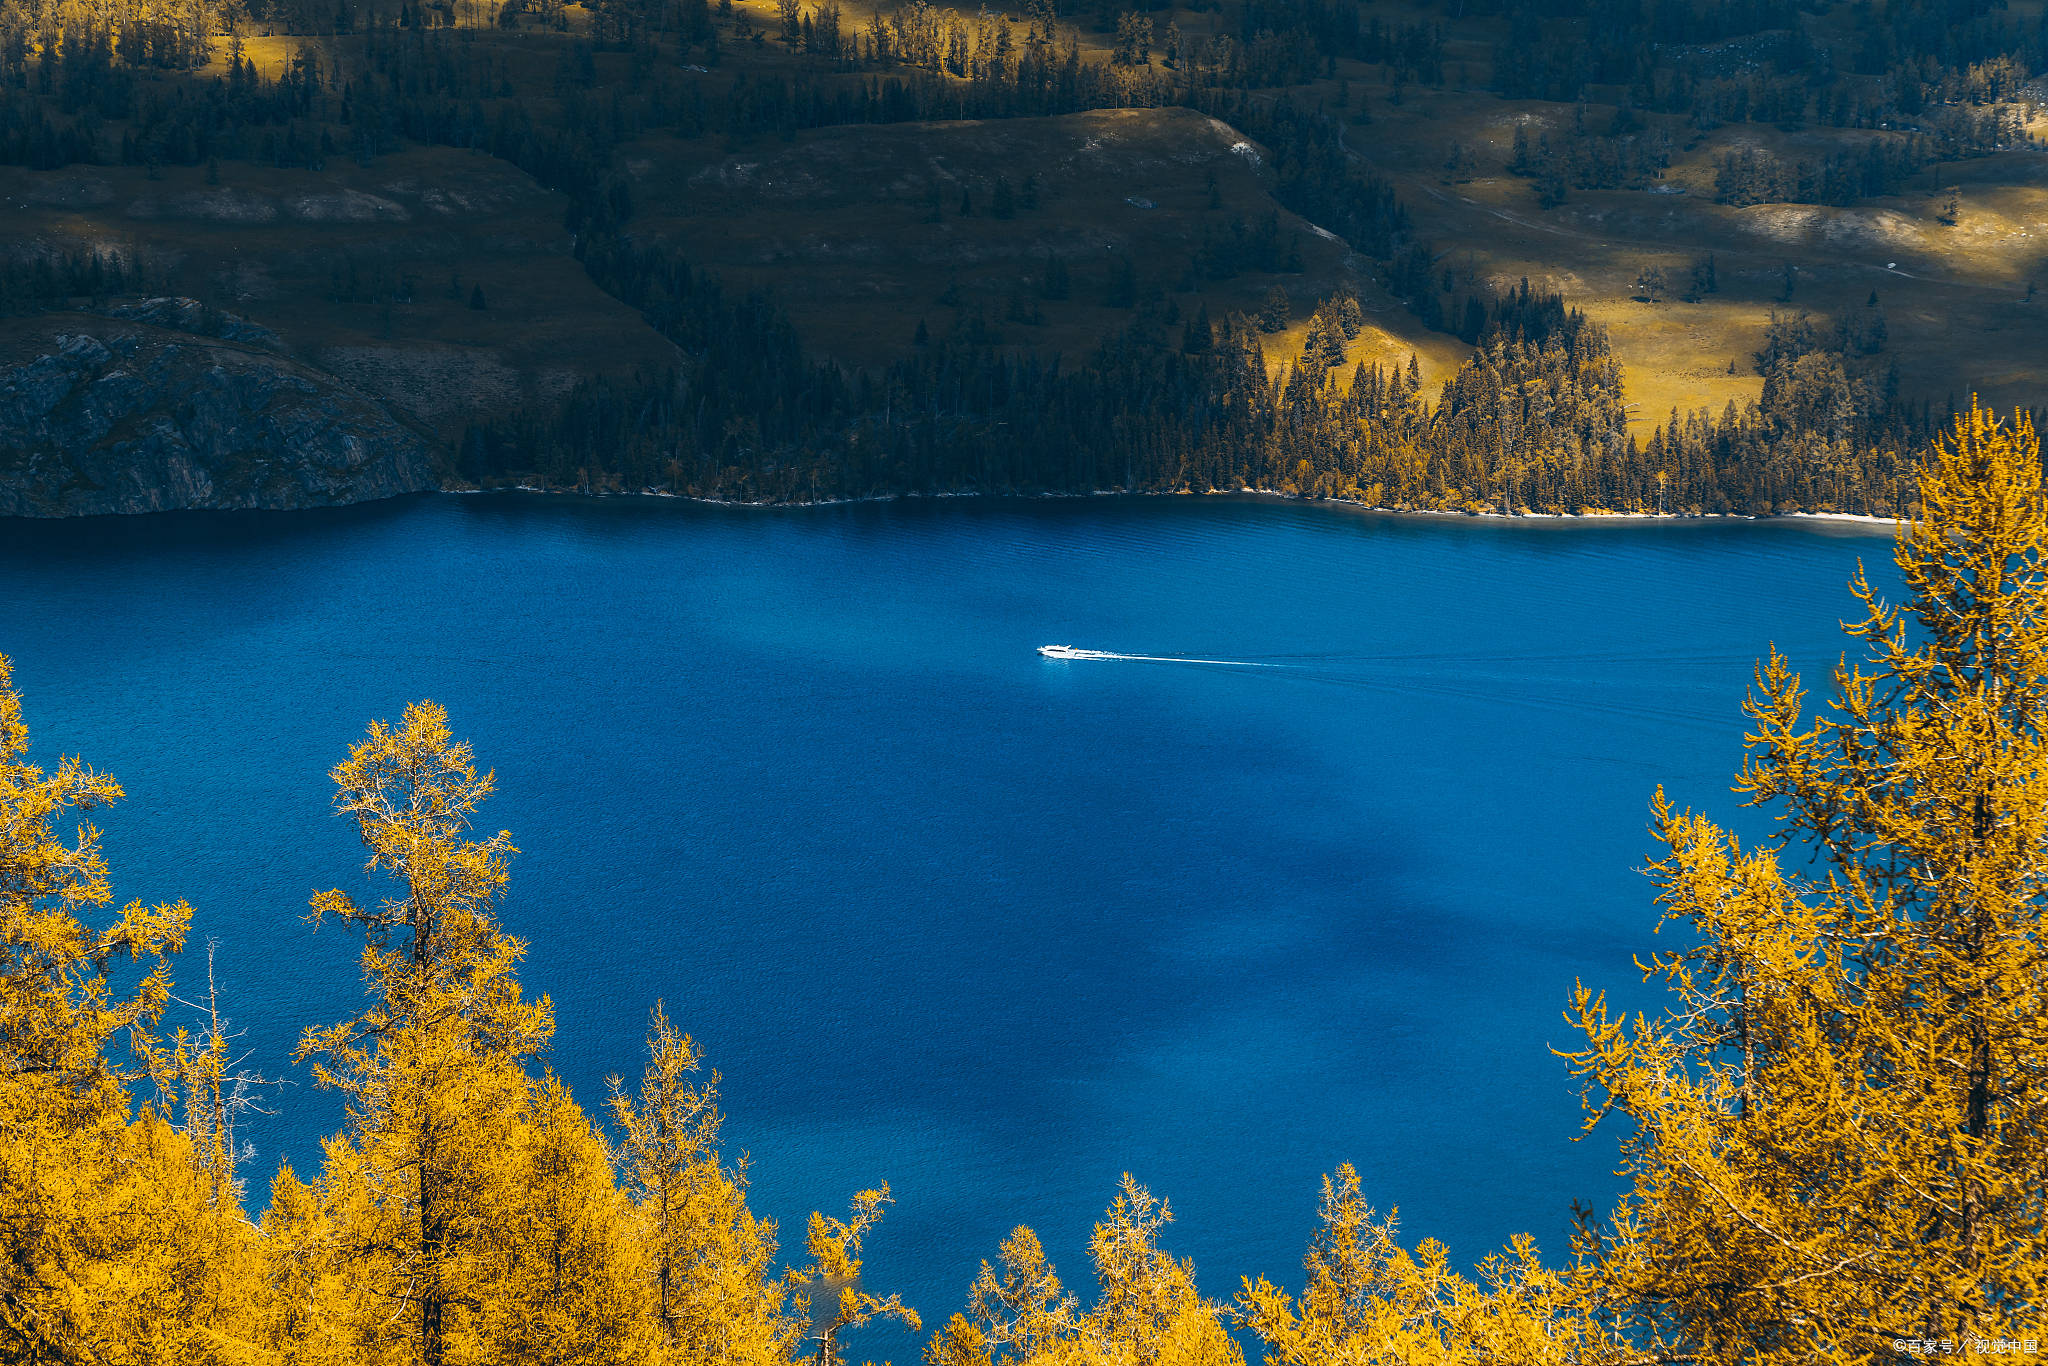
[610,1004,798,1365]
[0,654,260,1364]
[0,654,188,1115]
[278,701,902,1366]
[1238,1165,1628,1366]
[931,1175,1241,1366]
[793,1185,923,1366]
[281,700,639,1366]
[1565,401,2048,1362]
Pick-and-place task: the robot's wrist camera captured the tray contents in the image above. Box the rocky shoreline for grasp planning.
[0,302,440,518]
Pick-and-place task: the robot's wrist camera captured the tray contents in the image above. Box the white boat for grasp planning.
[1038,644,1099,659]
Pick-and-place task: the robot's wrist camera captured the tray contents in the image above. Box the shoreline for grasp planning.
[454,483,1903,534]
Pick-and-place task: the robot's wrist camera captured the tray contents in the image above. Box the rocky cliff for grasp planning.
[0,304,443,518]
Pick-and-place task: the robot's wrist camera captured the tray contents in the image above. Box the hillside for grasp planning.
[1339,84,2048,428]
[6,148,677,444]
[0,0,2043,511]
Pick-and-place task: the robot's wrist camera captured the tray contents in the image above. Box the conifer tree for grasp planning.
[928,1226,1076,1366]
[609,1004,794,1364]
[261,1163,341,1363]
[1081,1176,1241,1366]
[1239,1165,1624,1365]
[482,1074,649,1362]
[292,701,555,1366]
[143,942,273,1213]
[0,654,188,1129]
[792,1187,920,1366]
[0,655,261,1364]
[929,1176,1241,1366]
[1566,401,2048,1361]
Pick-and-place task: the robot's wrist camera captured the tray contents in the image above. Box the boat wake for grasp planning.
[1038,644,1276,667]
[1035,642,1739,731]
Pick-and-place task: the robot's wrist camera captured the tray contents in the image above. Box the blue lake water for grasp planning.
[0,494,1895,1345]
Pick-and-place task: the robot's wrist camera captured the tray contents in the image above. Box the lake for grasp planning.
[0,493,1895,1346]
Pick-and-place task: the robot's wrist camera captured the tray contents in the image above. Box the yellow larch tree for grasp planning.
[0,654,263,1364]
[934,1223,1080,1366]
[792,1185,923,1366]
[1565,401,2048,1362]
[141,942,269,1215]
[609,1003,797,1365]
[258,1161,347,1366]
[928,1175,1242,1366]
[1082,1176,1241,1366]
[1236,1165,1629,1366]
[284,700,629,1366]
[478,1071,651,1362]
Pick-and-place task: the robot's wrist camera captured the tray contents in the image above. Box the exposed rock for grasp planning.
[0,314,443,517]
[99,296,284,349]
[126,186,281,223]
[284,189,411,223]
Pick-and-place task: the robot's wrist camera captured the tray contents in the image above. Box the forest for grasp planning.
[2,0,2044,514]
[3,404,2046,1363]
[461,272,1950,514]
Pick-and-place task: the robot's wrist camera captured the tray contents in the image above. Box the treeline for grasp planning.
[1714,136,1930,208]
[0,0,1156,172]
[0,667,1259,1366]
[1230,0,1442,81]
[1506,116,1674,204]
[1193,88,1412,259]
[0,241,172,310]
[0,0,2015,520]
[0,3,1960,521]
[0,31,335,169]
[0,0,2038,201]
[458,260,1949,518]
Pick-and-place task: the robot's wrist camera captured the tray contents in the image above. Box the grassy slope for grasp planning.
[1353,81,2048,429]
[5,0,2042,447]
[4,148,678,440]
[725,0,2048,425]
[627,107,1401,365]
